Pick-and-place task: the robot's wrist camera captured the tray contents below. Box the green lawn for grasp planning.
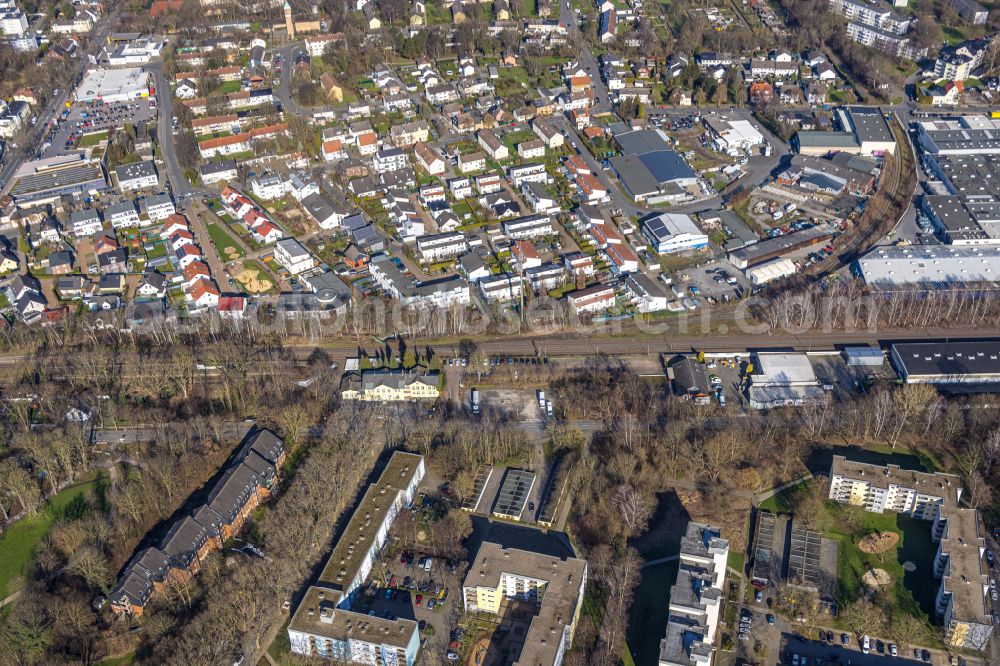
[78,131,109,148]
[206,222,244,260]
[943,24,970,47]
[0,473,101,599]
[828,508,938,621]
[267,619,298,666]
[215,80,243,95]
[758,474,939,625]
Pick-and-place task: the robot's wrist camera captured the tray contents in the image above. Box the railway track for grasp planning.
[818,113,913,278]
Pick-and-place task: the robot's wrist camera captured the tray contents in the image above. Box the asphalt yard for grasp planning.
[46,97,156,157]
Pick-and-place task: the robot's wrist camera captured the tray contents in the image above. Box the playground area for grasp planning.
[233,262,274,293]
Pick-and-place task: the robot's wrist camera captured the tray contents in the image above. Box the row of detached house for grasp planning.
[108,429,286,615]
[220,187,283,245]
[160,213,222,310]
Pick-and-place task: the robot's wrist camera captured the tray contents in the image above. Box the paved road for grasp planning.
[275,43,313,118]
[0,6,119,195]
[146,61,200,198]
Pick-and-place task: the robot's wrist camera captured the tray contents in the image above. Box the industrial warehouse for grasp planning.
[890,341,1000,387]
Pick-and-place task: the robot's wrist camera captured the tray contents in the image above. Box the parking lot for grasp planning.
[44,97,156,157]
[678,259,750,303]
[780,632,931,666]
[348,494,469,660]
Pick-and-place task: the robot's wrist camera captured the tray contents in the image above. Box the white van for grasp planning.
[861,635,870,654]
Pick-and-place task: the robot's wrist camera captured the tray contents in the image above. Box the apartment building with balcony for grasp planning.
[462,537,587,666]
[658,523,730,666]
[288,452,425,665]
[827,456,992,650]
[828,0,911,34]
[828,455,957,520]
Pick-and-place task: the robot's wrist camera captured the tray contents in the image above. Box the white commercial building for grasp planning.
[857,245,1000,288]
[746,352,825,409]
[641,213,708,254]
[75,68,151,103]
[107,37,165,66]
[746,257,797,285]
[702,115,764,155]
[916,115,1000,156]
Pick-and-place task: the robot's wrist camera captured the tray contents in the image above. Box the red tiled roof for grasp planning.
[183,260,210,282]
[198,133,250,150]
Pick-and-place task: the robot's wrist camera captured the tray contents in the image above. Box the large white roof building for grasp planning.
[857,245,1000,287]
[75,68,151,103]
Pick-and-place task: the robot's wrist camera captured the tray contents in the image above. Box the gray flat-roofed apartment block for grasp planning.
[492,468,536,520]
[891,341,1000,385]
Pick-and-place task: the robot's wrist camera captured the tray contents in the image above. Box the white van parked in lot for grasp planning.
[861,635,870,654]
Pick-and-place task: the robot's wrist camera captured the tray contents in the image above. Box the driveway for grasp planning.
[184,201,233,286]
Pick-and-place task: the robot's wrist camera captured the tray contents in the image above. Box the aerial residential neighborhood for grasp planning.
[2,0,1000,665]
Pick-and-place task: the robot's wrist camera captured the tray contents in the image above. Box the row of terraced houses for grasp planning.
[107,429,286,615]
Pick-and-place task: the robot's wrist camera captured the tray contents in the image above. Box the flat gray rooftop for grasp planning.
[492,468,535,520]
